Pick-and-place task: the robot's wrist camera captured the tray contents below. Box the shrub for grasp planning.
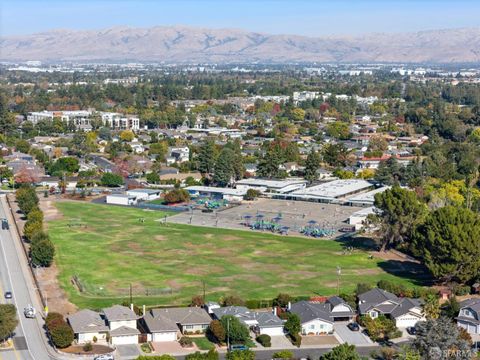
[222,295,245,307]
[30,231,50,245]
[273,293,292,308]
[100,172,124,187]
[256,334,271,347]
[272,350,294,359]
[83,342,93,352]
[30,239,55,267]
[27,207,44,223]
[226,350,255,360]
[24,220,43,241]
[220,316,249,344]
[179,336,193,347]
[136,356,176,360]
[16,186,39,214]
[380,347,397,360]
[284,313,301,335]
[190,295,204,307]
[208,320,226,343]
[92,336,97,343]
[146,172,160,184]
[49,319,74,348]
[452,284,471,296]
[45,312,64,328]
[244,189,260,201]
[289,333,301,347]
[164,188,190,204]
[185,349,219,360]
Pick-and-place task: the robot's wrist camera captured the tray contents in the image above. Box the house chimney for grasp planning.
[287,302,291,311]
[273,307,277,316]
[130,303,134,311]
[143,305,146,316]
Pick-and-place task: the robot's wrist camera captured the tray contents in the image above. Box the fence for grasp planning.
[72,275,179,297]
[135,202,190,212]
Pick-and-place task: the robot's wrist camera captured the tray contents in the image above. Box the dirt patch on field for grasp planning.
[214,248,234,256]
[352,268,382,275]
[204,234,214,239]
[371,250,420,263]
[287,271,319,279]
[154,235,167,241]
[39,198,64,223]
[166,279,182,289]
[126,242,143,252]
[222,235,241,241]
[35,263,77,316]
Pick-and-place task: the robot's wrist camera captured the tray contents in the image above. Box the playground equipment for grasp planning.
[301,225,336,238]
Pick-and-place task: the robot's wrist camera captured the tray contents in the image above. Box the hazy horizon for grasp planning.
[2,0,480,37]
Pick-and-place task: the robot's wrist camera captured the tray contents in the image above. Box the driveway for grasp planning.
[269,335,296,349]
[116,344,141,359]
[334,324,372,345]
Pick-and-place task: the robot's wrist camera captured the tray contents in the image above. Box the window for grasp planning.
[310,324,315,329]
[319,324,324,329]
[464,310,470,316]
[370,311,378,319]
[185,325,194,330]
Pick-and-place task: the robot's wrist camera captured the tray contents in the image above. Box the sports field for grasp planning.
[47,201,425,309]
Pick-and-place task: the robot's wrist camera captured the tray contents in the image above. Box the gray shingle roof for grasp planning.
[67,309,109,334]
[290,297,355,324]
[103,305,138,322]
[358,288,400,314]
[212,306,284,328]
[460,298,480,313]
[143,311,180,333]
[109,325,140,337]
[150,307,211,326]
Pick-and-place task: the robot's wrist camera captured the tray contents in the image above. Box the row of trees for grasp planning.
[16,186,55,267]
[45,312,74,348]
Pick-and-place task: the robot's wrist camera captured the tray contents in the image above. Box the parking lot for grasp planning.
[167,198,362,237]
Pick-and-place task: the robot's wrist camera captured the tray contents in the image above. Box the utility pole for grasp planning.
[129,283,133,305]
[202,280,206,303]
[336,266,342,294]
[227,317,230,351]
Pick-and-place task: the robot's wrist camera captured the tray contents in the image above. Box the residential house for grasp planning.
[290,297,356,335]
[167,147,190,165]
[358,288,425,328]
[212,306,284,336]
[67,309,109,344]
[142,307,211,341]
[456,299,480,335]
[102,305,140,345]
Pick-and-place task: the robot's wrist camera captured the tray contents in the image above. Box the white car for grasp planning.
[94,355,114,360]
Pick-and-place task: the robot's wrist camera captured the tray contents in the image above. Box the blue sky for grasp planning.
[1,0,479,36]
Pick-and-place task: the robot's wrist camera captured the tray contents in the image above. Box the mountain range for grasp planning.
[1,26,480,63]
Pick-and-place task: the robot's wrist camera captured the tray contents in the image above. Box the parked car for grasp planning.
[24,305,36,318]
[94,355,114,360]
[229,344,249,352]
[4,291,12,299]
[1,218,9,230]
[347,322,360,331]
[406,326,417,335]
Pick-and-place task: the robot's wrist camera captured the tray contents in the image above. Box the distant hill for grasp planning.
[1,25,480,63]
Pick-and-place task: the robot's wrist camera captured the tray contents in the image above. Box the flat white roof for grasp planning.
[107,194,136,199]
[346,186,391,204]
[186,186,247,196]
[350,206,376,217]
[126,189,161,194]
[236,178,307,189]
[290,179,373,200]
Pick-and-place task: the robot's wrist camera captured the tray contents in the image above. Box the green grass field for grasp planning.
[47,201,426,309]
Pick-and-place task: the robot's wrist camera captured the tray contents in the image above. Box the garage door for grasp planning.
[112,335,138,345]
[396,318,418,328]
[153,332,177,342]
[260,327,284,336]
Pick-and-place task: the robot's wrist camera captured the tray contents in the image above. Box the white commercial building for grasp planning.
[106,194,137,206]
[348,207,376,230]
[186,186,247,202]
[281,179,375,203]
[126,189,161,201]
[345,186,390,207]
[236,178,307,194]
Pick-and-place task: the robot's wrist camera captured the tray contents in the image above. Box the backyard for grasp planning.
[47,201,427,309]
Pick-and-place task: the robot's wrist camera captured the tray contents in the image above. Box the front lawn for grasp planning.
[47,201,427,309]
[192,337,215,350]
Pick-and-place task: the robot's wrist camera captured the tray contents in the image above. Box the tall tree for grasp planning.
[304,149,321,183]
[213,148,235,186]
[422,294,440,320]
[198,140,217,175]
[374,186,427,251]
[414,206,480,283]
[0,304,18,342]
[413,317,470,359]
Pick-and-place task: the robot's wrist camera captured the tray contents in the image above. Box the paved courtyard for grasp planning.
[167,198,362,237]
[115,344,141,358]
[301,335,339,347]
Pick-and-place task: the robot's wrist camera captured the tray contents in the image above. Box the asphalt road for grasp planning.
[0,195,56,360]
